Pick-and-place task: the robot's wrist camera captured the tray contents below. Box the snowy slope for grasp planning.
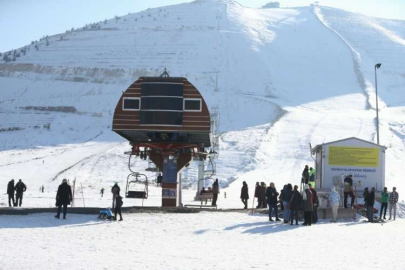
[1,212,405,270]
[0,0,404,208]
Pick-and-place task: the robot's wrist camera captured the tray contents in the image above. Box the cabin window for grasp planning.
[140,111,183,126]
[141,97,183,111]
[122,97,140,111]
[184,98,202,112]
[139,82,184,126]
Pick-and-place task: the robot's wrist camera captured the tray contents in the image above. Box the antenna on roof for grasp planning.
[160,68,170,77]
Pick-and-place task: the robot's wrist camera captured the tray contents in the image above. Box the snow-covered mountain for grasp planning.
[1,0,404,207]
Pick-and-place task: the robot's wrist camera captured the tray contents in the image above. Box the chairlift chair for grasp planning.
[126,173,148,199]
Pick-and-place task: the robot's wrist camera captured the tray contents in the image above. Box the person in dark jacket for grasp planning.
[111,182,120,208]
[114,195,123,221]
[7,179,15,207]
[259,182,267,208]
[343,175,355,208]
[302,165,310,184]
[240,181,249,209]
[157,173,163,187]
[212,179,219,206]
[266,182,280,221]
[14,179,27,207]
[309,186,319,223]
[289,185,302,225]
[55,179,73,219]
[282,184,293,224]
[363,187,369,209]
[302,184,313,226]
[367,187,375,222]
[254,182,260,208]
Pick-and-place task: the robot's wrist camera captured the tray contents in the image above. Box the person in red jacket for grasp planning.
[309,186,319,223]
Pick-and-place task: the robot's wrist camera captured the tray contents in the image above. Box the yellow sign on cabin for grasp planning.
[328,146,379,167]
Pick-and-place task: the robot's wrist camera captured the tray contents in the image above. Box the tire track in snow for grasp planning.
[50,142,124,182]
[0,131,105,168]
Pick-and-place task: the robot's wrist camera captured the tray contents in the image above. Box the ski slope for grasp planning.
[0,0,404,208]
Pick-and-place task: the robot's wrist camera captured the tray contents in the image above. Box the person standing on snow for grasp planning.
[289,185,302,225]
[363,187,369,209]
[7,179,15,207]
[240,181,249,209]
[380,187,388,220]
[254,182,260,208]
[212,179,219,206]
[302,184,313,226]
[100,188,105,198]
[14,179,27,207]
[309,185,319,224]
[343,175,355,208]
[266,182,280,221]
[114,194,124,221]
[367,187,376,222]
[282,184,292,224]
[329,187,340,222]
[389,187,399,221]
[55,179,73,219]
[259,182,267,208]
[111,182,121,208]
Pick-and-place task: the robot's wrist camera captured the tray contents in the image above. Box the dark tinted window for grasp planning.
[141,97,183,111]
[141,83,183,97]
[123,98,140,110]
[140,111,183,126]
[184,99,201,111]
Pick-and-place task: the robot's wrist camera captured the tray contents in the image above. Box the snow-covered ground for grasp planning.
[1,212,404,270]
[1,0,405,208]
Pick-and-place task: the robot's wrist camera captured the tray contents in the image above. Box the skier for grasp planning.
[380,187,388,220]
[367,187,376,222]
[100,188,105,197]
[343,175,355,208]
[55,179,73,219]
[240,181,249,209]
[14,179,27,207]
[111,182,120,208]
[212,179,219,206]
[7,179,15,207]
[114,194,123,221]
[329,186,340,222]
[389,187,399,221]
[266,182,280,221]
[289,185,302,225]
[302,184,313,226]
[41,185,44,193]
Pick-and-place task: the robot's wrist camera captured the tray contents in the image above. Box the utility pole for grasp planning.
[375,63,382,145]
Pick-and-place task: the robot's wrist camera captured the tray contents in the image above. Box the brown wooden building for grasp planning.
[112,76,211,148]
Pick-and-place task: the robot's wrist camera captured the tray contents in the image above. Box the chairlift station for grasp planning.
[112,72,217,207]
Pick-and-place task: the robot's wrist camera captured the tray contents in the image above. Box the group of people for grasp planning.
[7,179,27,207]
[241,181,320,225]
[240,170,400,224]
[199,179,220,206]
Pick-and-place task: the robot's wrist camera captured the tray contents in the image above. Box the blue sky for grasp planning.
[0,0,404,53]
